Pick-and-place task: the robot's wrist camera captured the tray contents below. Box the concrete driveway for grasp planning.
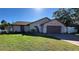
[52,34,79,41]
[51,34,79,46]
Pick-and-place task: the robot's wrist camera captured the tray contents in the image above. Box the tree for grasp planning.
[53,8,73,33]
[0,20,10,30]
[53,8,79,33]
[53,8,72,25]
[69,8,79,22]
[70,8,79,33]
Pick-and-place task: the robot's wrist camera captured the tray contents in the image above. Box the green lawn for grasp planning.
[0,34,79,51]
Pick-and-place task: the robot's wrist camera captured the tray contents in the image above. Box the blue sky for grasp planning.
[0,8,58,23]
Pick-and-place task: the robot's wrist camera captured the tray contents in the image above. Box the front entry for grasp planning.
[20,26,25,33]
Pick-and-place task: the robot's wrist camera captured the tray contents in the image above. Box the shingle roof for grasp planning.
[40,19,66,26]
[13,21,30,26]
[30,17,51,24]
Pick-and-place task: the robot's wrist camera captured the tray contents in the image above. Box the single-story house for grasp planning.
[72,21,79,33]
[0,17,78,34]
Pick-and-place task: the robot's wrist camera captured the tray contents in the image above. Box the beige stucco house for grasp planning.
[1,17,77,34]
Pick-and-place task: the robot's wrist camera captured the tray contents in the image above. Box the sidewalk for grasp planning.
[63,40,79,46]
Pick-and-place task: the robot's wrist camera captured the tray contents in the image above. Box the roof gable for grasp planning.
[30,17,51,25]
[43,19,66,26]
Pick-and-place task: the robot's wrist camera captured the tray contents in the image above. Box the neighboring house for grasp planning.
[29,17,50,33]
[42,20,77,34]
[73,21,79,33]
[66,27,77,33]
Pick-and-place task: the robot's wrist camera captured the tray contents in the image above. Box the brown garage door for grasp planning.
[47,26,61,34]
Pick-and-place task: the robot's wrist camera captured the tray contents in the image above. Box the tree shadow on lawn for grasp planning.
[1,32,79,41]
[44,34,79,41]
[22,33,79,41]
[0,32,60,40]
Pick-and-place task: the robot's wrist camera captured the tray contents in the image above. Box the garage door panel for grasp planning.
[47,26,61,34]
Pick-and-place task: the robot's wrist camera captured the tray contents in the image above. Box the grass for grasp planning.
[0,34,79,51]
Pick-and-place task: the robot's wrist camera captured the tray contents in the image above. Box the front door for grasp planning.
[20,26,24,33]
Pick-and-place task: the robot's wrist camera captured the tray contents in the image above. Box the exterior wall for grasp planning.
[6,26,13,32]
[30,18,50,33]
[67,27,77,33]
[43,20,67,33]
[13,26,30,32]
[13,26,21,32]
[24,26,30,32]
